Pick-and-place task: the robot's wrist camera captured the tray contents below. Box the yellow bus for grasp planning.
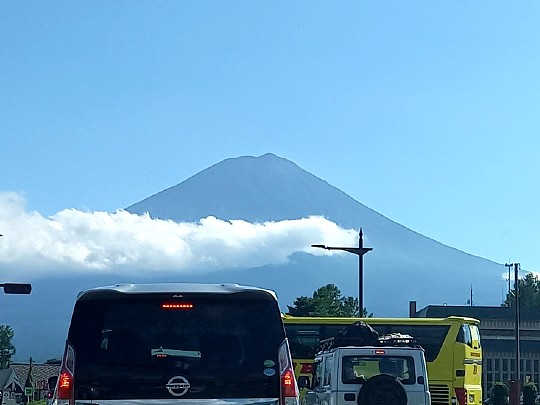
[283,315,482,405]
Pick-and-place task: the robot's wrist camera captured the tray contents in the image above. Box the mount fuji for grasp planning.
[127,153,503,313]
[4,153,504,362]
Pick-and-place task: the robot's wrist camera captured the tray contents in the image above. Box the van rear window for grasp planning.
[68,293,285,400]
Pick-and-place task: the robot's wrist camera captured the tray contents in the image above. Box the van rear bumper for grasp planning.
[74,399,279,405]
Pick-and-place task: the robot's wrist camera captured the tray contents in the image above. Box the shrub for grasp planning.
[491,382,509,405]
[523,382,538,405]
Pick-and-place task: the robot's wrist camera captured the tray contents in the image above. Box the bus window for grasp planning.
[370,324,450,362]
[470,325,481,349]
[286,324,348,359]
[285,323,449,362]
[457,325,473,347]
[287,327,320,359]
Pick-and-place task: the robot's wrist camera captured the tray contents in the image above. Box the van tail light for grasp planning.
[279,339,299,405]
[56,371,73,399]
[455,388,467,405]
[282,368,297,396]
[56,342,76,405]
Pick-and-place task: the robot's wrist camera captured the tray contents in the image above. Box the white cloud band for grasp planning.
[0,191,359,277]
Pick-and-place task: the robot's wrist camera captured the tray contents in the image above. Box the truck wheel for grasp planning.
[357,374,407,405]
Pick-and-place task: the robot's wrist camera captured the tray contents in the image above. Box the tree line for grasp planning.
[286,283,372,317]
[505,272,540,308]
[287,270,540,318]
[0,272,539,369]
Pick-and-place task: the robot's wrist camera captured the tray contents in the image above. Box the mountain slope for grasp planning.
[128,153,436,250]
[127,153,504,312]
[128,153,372,224]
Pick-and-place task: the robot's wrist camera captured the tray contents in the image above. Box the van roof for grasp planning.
[327,346,424,353]
[76,282,277,300]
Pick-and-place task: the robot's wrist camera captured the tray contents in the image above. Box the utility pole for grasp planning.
[506,262,521,405]
[358,229,367,315]
[24,357,34,404]
[514,263,520,382]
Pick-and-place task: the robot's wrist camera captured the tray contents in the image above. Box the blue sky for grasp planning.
[2,1,540,274]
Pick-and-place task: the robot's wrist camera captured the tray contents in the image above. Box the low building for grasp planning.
[11,361,60,401]
[0,368,23,405]
[416,305,540,395]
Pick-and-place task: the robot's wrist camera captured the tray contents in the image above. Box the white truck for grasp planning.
[303,326,431,405]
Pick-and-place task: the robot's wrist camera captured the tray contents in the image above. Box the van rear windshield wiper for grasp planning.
[151,347,202,358]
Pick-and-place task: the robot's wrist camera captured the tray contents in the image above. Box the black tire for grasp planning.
[358,374,407,405]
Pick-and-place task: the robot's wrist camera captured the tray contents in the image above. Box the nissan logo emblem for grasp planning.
[166,375,190,397]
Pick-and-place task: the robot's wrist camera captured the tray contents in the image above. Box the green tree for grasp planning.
[287,284,372,317]
[0,325,15,369]
[505,272,540,308]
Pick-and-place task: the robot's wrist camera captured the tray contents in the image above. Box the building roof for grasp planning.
[416,305,540,321]
[11,363,60,389]
[0,368,21,390]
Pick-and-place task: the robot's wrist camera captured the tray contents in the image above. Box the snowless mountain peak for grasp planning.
[127,153,502,314]
[127,153,371,224]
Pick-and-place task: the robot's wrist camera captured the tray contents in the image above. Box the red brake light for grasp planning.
[57,371,73,399]
[282,368,297,397]
[300,363,313,373]
[59,372,71,389]
[56,342,76,404]
[455,388,467,405]
[375,349,386,354]
[161,303,194,310]
[279,339,299,404]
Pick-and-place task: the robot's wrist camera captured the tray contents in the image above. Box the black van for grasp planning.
[54,283,299,405]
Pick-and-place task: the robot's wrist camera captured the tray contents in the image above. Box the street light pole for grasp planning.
[506,262,521,405]
[358,229,367,315]
[505,262,513,298]
[312,229,373,316]
[514,263,520,382]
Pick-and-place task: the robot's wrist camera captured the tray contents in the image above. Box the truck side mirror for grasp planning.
[298,376,310,389]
